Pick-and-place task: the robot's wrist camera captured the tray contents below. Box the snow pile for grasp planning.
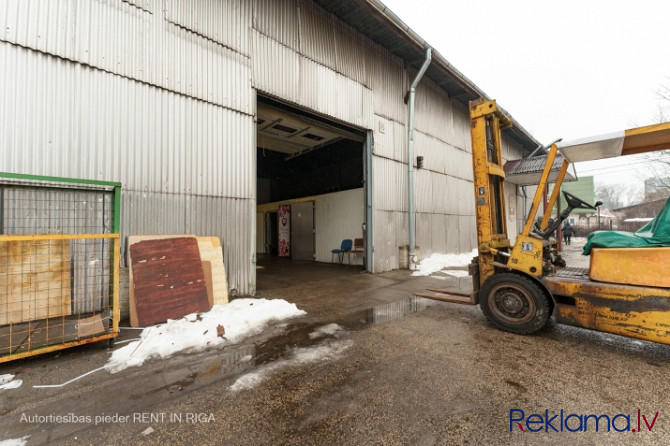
[106,298,306,373]
[0,374,22,390]
[308,323,344,340]
[411,249,477,277]
[230,339,353,392]
[0,437,29,446]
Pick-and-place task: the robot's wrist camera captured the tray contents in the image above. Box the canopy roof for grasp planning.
[557,122,670,163]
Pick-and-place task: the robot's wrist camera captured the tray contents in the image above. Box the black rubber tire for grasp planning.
[479,273,551,335]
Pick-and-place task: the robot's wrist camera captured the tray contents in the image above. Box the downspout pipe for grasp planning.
[407,46,432,270]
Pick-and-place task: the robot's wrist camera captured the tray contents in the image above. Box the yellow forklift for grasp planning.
[417,99,670,344]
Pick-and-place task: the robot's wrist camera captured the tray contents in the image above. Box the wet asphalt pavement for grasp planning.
[2,242,670,445]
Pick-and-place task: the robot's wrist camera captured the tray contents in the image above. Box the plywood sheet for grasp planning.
[197,238,228,305]
[128,235,227,326]
[128,235,196,327]
[130,237,209,327]
[202,261,213,308]
[0,239,72,325]
[77,314,105,338]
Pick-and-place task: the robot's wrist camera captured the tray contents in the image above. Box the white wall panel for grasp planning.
[314,188,364,263]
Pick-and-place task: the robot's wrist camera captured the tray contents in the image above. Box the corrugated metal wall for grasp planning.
[1,0,532,283]
[0,0,256,294]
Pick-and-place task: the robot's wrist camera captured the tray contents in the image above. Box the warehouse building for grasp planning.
[0,0,540,295]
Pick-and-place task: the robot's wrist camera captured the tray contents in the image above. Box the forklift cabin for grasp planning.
[418,99,670,345]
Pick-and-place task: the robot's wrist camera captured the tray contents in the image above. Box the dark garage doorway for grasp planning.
[255,96,368,270]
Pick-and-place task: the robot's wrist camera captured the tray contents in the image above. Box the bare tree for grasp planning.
[595,183,644,210]
[641,83,670,199]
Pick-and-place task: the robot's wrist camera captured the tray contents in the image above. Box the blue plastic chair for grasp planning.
[331,239,353,264]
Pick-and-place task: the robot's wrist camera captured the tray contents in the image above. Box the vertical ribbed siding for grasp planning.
[0,0,256,294]
[0,43,254,199]
[165,0,251,55]
[297,0,337,70]
[372,157,406,212]
[414,78,454,145]
[251,29,301,101]
[121,192,255,295]
[372,209,406,271]
[298,56,372,128]
[333,20,369,87]
[0,0,252,113]
[366,44,405,123]
[252,0,300,51]
[372,115,406,163]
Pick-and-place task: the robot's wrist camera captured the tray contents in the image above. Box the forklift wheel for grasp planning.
[479,273,550,335]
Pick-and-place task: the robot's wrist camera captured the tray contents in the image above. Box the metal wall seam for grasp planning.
[121,191,254,295]
[372,209,405,272]
[332,19,369,87]
[252,0,300,51]
[251,29,300,103]
[413,73,454,145]
[297,0,337,71]
[0,42,254,199]
[2,0,252,114]
[298,55,371,129]
[414,168,432,214]
[366,42,406,124]
[164,0,251,55]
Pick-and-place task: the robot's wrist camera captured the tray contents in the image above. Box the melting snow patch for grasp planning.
[411,249,477,277]
[308,323,344,340]
[106,298,306,373]
[443,270,469,278]
[0,374,22,390]
[0,437,30,446]
[230,339,353,392]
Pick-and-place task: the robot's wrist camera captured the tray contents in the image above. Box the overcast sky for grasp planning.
[381,0,670,191]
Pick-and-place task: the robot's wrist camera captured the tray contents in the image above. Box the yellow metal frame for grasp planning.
[0,233,120,363]
[469,99,512,286]
[471,103,670,345]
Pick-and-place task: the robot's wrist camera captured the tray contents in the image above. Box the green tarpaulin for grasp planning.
[583,197,670,255]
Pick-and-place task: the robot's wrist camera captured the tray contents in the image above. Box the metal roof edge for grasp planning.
[361,0,542,152]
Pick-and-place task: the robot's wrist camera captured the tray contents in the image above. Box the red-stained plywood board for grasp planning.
[129,237,209,327]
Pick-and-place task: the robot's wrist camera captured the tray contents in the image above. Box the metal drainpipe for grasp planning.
[407,46,432,270]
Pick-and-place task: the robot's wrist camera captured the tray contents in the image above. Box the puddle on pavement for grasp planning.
[133,296,437,398]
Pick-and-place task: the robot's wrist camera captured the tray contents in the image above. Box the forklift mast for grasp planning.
[468,99,513,288]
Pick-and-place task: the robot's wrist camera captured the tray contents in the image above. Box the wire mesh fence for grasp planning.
[0,173,120,362]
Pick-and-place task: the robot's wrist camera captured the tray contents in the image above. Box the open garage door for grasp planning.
[255,97,368,269]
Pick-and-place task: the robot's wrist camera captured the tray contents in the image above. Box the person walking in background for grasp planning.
[563,222,575,245]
